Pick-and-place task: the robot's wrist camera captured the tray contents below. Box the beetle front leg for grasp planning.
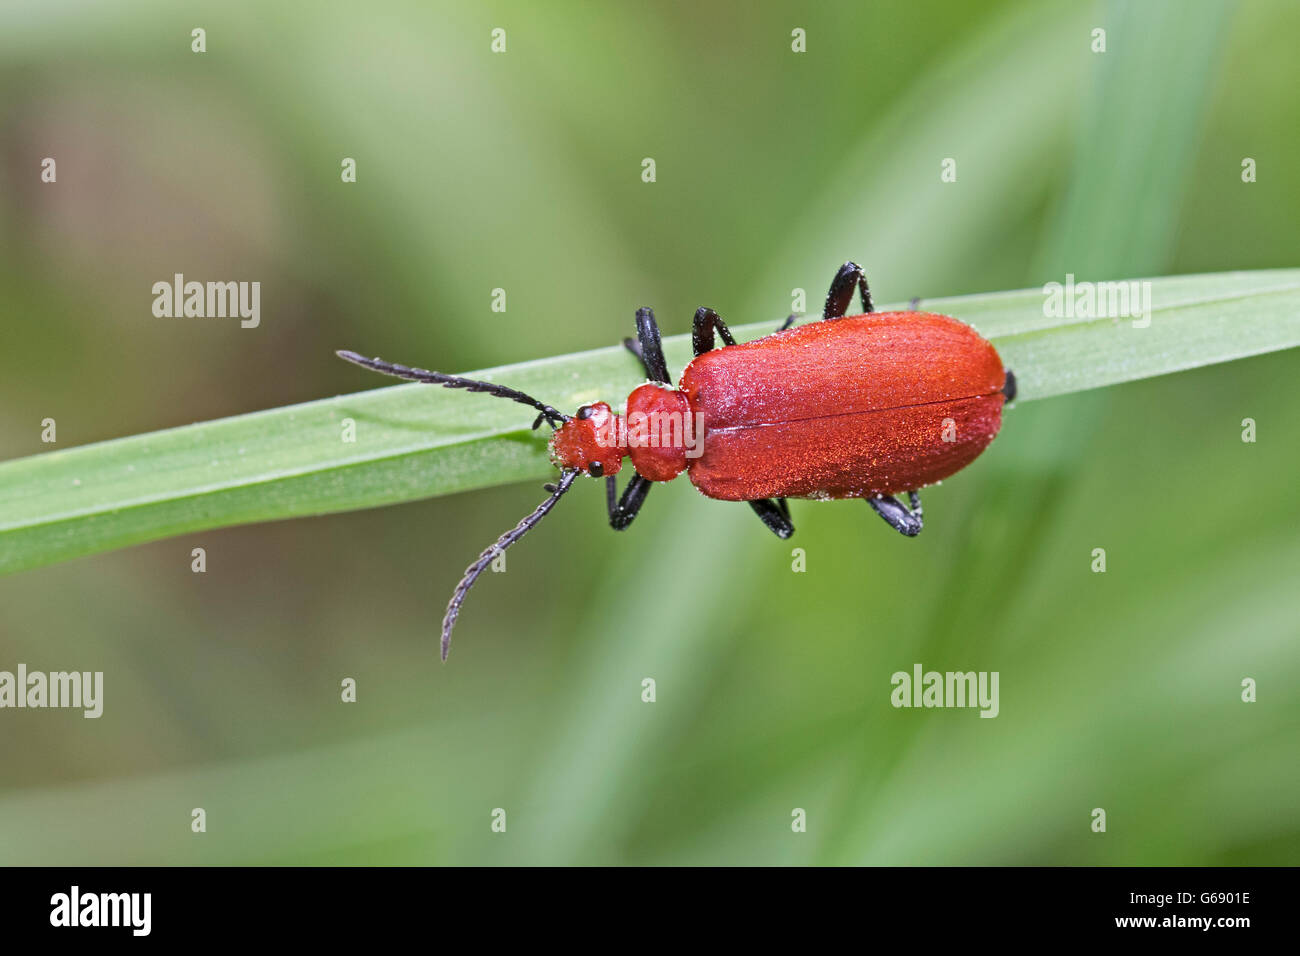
[621,307,671,384]
[868,491,922,537]
[824,261,874,319]
[622,336,647,369]
[607,473,653,530]
[748,498,794,539]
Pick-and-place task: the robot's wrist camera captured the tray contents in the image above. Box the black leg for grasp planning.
[607,474,653,530]
[1002,370,1017,401]
[623,307,670,384]
[823,261,874,319]
[622,335,646,368]
[749,498,794,539]
[776,314,796,333]
[692,307,738,356]
[908,297,921,311]
[868,491,923,537]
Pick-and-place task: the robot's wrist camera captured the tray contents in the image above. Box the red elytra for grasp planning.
[338,261,1015,659]
[689,312,1007,498]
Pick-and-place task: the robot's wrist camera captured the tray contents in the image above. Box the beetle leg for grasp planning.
[623,307,671,384]
[749,498,795,539]
[607,473,653,530]
[1002,369,1017,401]
[824,261,874,319]
[692,307,738,356]
[622,335,646,367]
[695,310,794,356]
[868,491,923,537]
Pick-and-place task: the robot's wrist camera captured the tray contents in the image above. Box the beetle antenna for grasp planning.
[336,350,569,430]
[440,468,579,661]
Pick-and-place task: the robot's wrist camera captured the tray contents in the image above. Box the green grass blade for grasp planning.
[1,269,1298,574]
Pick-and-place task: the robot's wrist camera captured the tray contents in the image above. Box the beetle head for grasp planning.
[549,401,626,477]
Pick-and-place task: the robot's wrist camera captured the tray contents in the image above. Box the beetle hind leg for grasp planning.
[824,261,874,319]
[869,491,923,537]
[749,498,794,539]
[1002,370,1017,401]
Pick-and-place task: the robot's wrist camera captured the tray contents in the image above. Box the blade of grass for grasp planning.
[1,269,1297,575]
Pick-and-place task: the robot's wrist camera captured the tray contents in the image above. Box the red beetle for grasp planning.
[339,262,1015,658]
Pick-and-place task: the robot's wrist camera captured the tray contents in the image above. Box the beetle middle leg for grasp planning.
[749,498,794,539]
[607,473,653,530]
[868,491,923,537]
[621,307,672,384]
[682,310,794,362]
[824,261,874,319]
[691,307,739,356]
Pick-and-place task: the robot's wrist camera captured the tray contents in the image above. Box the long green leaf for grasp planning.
[1,269,1298,574]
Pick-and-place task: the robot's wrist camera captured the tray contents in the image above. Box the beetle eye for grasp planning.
[587,461,604,477]
[576,404,594,420]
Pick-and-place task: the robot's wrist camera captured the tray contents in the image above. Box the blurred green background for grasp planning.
[1,0,1297,865]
